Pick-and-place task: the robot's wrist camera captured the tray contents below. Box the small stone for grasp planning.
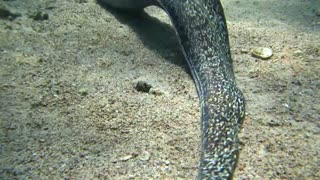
[78,88,88,96]
[30,11,49,21]
[119,155,133,161]
[79,153,86,158]
[111,154,136,163]
[129,174,136,178]
[267,120,282,127]
[149,87,164,96]
[139,151,151,161]
[135,81,152,93]
[291,79,302,86]
[240,49,249,53]
[293,50,303,57]
[304,133,311,138]
[164,160,170,165]
[282,103,290,110]
[251,47,273,59]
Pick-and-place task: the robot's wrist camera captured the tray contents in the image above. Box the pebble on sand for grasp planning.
[135,81,152,93]
[251,47,273,59]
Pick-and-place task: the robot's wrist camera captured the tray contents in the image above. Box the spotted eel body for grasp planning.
[99,0,245,179]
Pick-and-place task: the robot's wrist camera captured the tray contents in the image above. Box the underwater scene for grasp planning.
[0,0,319,179]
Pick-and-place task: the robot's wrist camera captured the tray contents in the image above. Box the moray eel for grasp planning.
[98,0,245,179]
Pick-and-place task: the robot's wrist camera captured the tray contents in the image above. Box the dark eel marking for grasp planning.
[98,0,245,179]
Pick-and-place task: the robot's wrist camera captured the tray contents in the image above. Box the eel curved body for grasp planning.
[99,0,245,179]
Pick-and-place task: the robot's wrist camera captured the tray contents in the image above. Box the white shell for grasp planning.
[251,47,273,59]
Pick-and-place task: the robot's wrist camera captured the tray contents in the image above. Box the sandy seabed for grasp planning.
[0,0,319,179]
